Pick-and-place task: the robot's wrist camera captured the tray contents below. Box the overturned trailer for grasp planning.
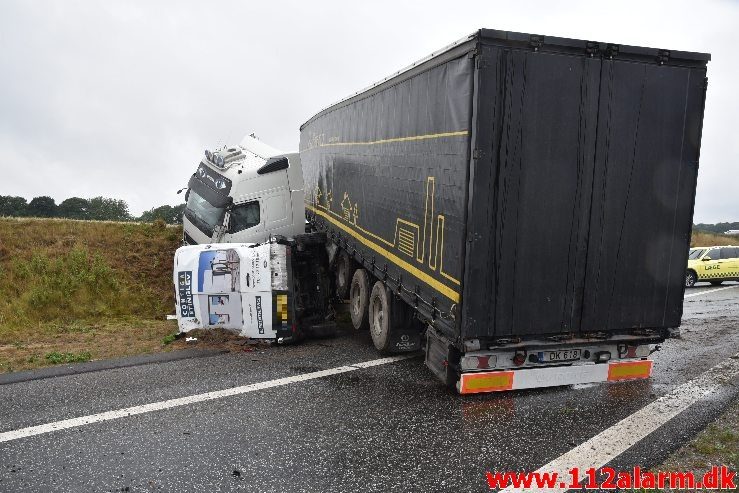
[299,29,710,392]
[174,235,334,340]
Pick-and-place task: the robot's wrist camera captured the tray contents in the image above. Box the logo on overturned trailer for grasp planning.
[178,271,196,317]
[255,295,264,334]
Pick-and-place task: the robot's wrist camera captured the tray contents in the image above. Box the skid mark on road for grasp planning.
[500,352,739,493]
[0,355,415,444]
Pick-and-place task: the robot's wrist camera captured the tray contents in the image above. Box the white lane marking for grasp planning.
[684,284,739,298]
[500,352,739,493]
[0,355,414,444]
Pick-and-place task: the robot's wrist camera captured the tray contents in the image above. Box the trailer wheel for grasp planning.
[335,251,354,300]
[349,269,370,330]
[369,281,392,352]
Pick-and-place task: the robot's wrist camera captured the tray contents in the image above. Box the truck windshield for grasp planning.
[185,190,225,236]
[688,248,706,260]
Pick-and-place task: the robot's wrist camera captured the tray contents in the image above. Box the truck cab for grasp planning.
[183,134,305,245]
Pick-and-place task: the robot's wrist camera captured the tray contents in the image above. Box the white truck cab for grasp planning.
[183,134,305,245]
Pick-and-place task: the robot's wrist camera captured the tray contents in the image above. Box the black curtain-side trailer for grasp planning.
[300,29,709,354]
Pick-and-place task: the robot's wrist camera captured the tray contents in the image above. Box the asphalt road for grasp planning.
[1,283,738,492]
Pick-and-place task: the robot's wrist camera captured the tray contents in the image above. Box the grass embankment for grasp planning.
[0,218,182,372]
[658,399,739,492]
[691,231,739,247]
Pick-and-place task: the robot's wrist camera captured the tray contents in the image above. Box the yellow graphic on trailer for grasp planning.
[396,220,418,258]
[390,178,457,285]
[307,177,460,303]
[302,130,469,152]
[276,294,288,323]
[340,192,359,224]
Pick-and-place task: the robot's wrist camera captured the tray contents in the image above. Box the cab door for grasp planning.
[698,247,722,282]
[718,247,739,281]
[222,200,264,243]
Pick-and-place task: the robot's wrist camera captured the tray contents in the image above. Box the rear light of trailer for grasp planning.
[460,355,498,371]
[635,345,651,358]
[512,352,526,366]
[595,351,611,363]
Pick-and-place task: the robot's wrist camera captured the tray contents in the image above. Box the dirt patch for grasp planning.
[168,328,273,353]
[0,319,178,373]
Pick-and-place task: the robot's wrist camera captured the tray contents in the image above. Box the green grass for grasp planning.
[0,218,183,372]
[162,333,177,345]
[0,218,181,333]
[691,423,739,467]
[44,351,92,364]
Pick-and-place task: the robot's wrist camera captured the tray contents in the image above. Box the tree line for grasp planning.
[694,222,739,234]
[0,195,185,225]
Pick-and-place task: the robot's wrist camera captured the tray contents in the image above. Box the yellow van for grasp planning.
[686,246,739,287]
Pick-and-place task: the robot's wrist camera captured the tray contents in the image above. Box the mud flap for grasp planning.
[386,329,421,353]
[386,291,421,353]
[424,329,459,388]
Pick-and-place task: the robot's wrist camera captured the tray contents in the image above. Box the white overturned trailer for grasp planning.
[174,242,290,339]
[173,235,335,341]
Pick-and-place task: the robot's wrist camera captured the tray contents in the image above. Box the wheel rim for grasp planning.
[371,297,383,337]
[686,273,695,286]
[337,258,346,287]
[350,282,360,315]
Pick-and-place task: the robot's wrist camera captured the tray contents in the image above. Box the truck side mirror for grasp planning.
[212,214,230,242]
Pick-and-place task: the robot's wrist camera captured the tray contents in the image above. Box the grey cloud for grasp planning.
[0,0,736,221]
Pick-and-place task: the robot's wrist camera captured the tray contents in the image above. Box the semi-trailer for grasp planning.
[176,29,709,393]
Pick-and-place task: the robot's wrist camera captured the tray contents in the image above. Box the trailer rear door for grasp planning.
[463,37,708,340]
[580,58,707,332]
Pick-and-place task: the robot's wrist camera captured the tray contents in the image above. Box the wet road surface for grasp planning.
[0,283,737,492]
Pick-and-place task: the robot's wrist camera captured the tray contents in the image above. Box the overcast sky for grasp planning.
[0,0,736,221]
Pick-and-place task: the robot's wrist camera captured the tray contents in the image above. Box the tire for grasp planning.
[710,280,723,286]
[368,281,418,354]
[369,281,392,352]
[349,269,370,330]
[685,270,697,287]
[335,251,354,300]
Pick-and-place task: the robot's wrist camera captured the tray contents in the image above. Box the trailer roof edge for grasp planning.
[300,31,478,130]
[300,28,710,130]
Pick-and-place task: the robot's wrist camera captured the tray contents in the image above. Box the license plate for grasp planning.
[539,349,581,362]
